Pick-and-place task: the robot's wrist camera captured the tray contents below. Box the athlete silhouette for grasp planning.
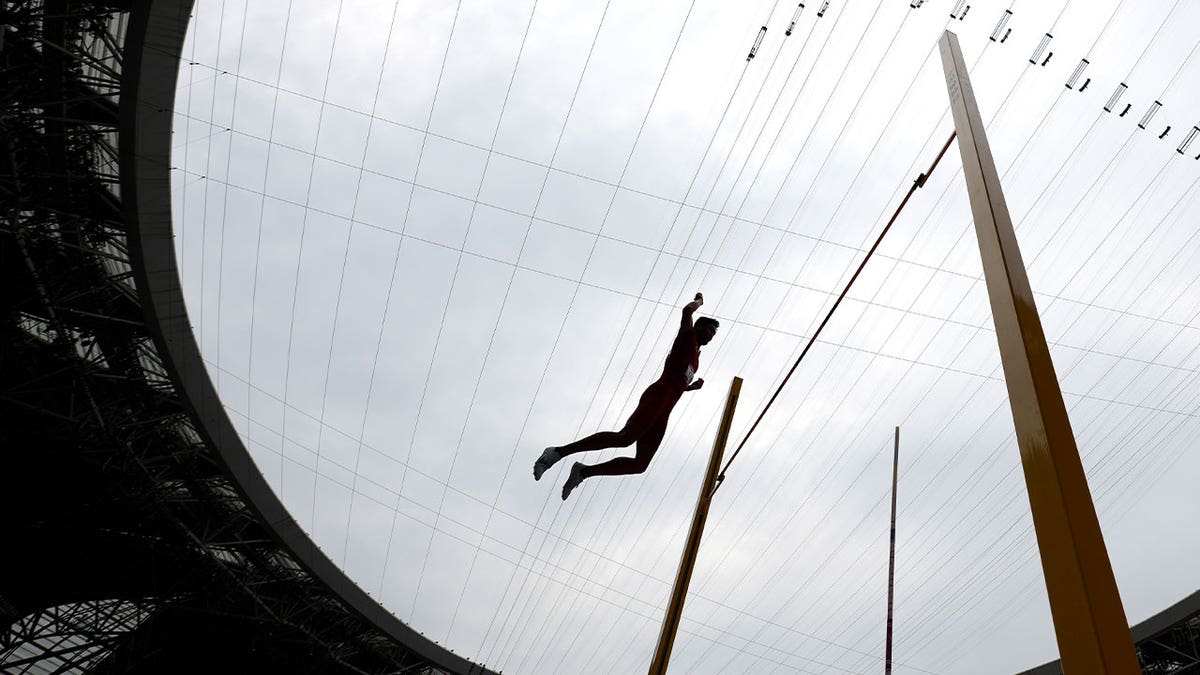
[533,292,719,500]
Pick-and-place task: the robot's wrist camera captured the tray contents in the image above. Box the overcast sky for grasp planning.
[170,0,1200,672]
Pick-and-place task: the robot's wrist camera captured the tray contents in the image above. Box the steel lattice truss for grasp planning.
[2,2,1193,674]
[1138,614,1200,674]
[0,2,480,673]
[1120,592,1200,674]
[1,600,157,674]
[1020,590,1200,675]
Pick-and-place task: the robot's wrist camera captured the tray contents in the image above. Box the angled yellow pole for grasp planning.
[938,30,1139,675]
[648,376,742,675]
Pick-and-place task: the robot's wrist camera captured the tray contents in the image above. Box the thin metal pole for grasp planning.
[885,426,899,675]
[648,377,743,675]
[939,30,1139,675]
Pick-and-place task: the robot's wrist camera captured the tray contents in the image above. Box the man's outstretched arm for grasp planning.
[681,292,703,330]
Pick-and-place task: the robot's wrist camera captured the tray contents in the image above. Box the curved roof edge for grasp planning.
[1017,588,1200,674]
[118,2,496,673]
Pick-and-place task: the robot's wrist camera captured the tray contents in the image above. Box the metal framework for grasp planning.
[1021,590,1200,675]
[1,1,492,673]
[1,601,157,673]
[3,4,1193,674]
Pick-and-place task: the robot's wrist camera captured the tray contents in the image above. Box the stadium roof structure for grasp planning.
[160,0,1200,670]
[5,0,1200,673]
[1018,589,1200,674]
[1,1,493,672]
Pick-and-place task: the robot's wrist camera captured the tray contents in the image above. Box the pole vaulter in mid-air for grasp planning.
[533,293,719,500]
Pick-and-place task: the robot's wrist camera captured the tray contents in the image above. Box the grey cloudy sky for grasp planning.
[170,0,1200,672]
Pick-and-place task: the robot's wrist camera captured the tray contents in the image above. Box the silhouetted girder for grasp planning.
[0,529,208,618]
[1,321,268,532]
[38,1,72,192]
[1,599,157,672]
[60,89,121,129]
[1021,590,1200,674]
[2,28,120,128]
[4,151,151,385]
[2,319,277,591]
[5,2,126,274]
[91,605,370,675]
[2,323,388,671]
[0,2,499,672]
[1,338,208,617]
[6,239,142,362]
[0,237,40,320]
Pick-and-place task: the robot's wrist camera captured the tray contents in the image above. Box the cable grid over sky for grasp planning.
[169,0,1200,672]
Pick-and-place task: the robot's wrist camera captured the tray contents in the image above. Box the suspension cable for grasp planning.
[713,131,957,495]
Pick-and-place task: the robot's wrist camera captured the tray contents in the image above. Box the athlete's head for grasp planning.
[695,317,719,346]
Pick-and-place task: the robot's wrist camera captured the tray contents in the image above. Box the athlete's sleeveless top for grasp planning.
[661,326,700,389]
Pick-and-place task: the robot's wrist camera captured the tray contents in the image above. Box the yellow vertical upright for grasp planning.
[938,30,1139,674]
[648,376,742,675]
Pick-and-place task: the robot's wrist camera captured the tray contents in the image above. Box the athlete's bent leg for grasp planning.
[554,381,666,458]
[554,429,636,457]
[579,412,669,479]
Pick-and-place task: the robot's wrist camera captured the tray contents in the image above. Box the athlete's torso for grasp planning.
[660,326,700,389]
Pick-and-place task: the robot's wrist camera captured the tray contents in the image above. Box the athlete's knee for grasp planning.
[629,453,654,474]
[612,428,639,448]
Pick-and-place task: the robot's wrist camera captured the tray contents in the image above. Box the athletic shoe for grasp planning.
[533,446,561,481]
[561,462,585,501]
